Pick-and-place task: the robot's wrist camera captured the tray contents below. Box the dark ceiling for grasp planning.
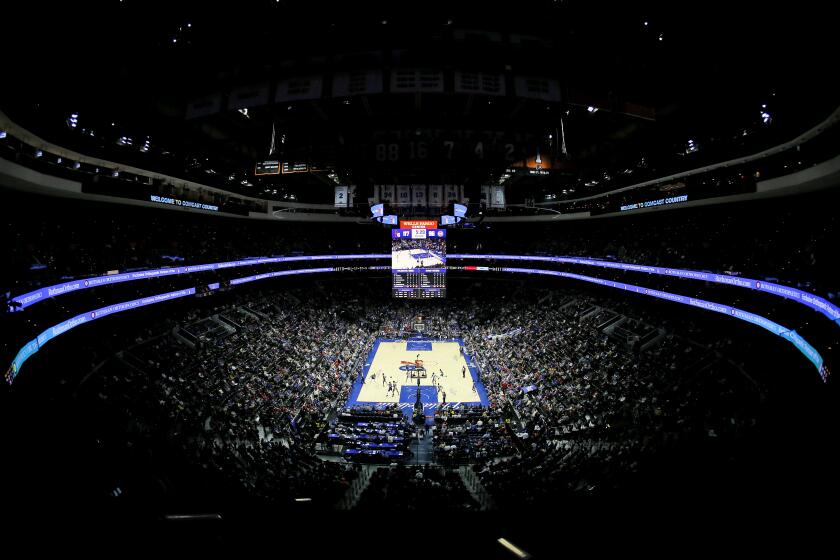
[3,0,837,201]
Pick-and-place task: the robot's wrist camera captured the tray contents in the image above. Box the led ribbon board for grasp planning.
[8,287,199,383]
[7,265,827,383]
[496,266,827,380]
[10,255,390,311]
[13,255,838,328]
[450,254,840,327]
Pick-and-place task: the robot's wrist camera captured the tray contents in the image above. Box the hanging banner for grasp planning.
[480,185,491,207]
[411,184,427,207]
[396,185,411,206]
[445,184,459,203]
[429,184,443,207]
[491,185,506,209]
[382,184,395,202]
[334,186,348,207]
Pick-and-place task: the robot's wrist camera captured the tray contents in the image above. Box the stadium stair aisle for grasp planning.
[335,464,376,510]
[412,429,435,465]
[458,466,497,511]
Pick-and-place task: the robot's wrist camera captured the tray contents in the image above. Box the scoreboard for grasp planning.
[254,160,280,175]
[391,220,446,298]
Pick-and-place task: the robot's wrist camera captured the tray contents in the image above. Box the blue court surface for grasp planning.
[399,385,438,404]
[406,340,433,352]
[346,337,490,420]
[411,252,440,261]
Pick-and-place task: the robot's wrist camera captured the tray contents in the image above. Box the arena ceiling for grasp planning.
[3,1,837,201]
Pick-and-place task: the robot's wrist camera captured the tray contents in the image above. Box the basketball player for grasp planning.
[462,365,466,378]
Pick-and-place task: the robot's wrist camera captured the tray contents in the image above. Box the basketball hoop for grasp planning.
[400,359,427,378]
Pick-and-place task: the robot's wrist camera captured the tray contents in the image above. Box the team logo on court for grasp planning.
[399,359,423,370]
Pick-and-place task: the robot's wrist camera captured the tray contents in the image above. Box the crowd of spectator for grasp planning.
[355,465,479,511]
[5,185,837,304]
[328,406,412,462]
[85,289,372,505]
[64,279,762,509]
[433,407,515,464]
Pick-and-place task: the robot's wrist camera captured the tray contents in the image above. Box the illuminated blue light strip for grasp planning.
[7,265,828,384]
[10,254,390,311]
[12,254,837,329]
[229,267,335,286]
[497,266,826,380]
[9,287,199,382]
[7,267,354,382]
[450,254,840,327]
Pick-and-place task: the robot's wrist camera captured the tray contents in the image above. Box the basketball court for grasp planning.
[391,249,445,270]
[346,338,489,415]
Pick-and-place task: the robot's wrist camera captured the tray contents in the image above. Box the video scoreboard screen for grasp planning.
[391,220,446,298]
[254,160,280,175]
